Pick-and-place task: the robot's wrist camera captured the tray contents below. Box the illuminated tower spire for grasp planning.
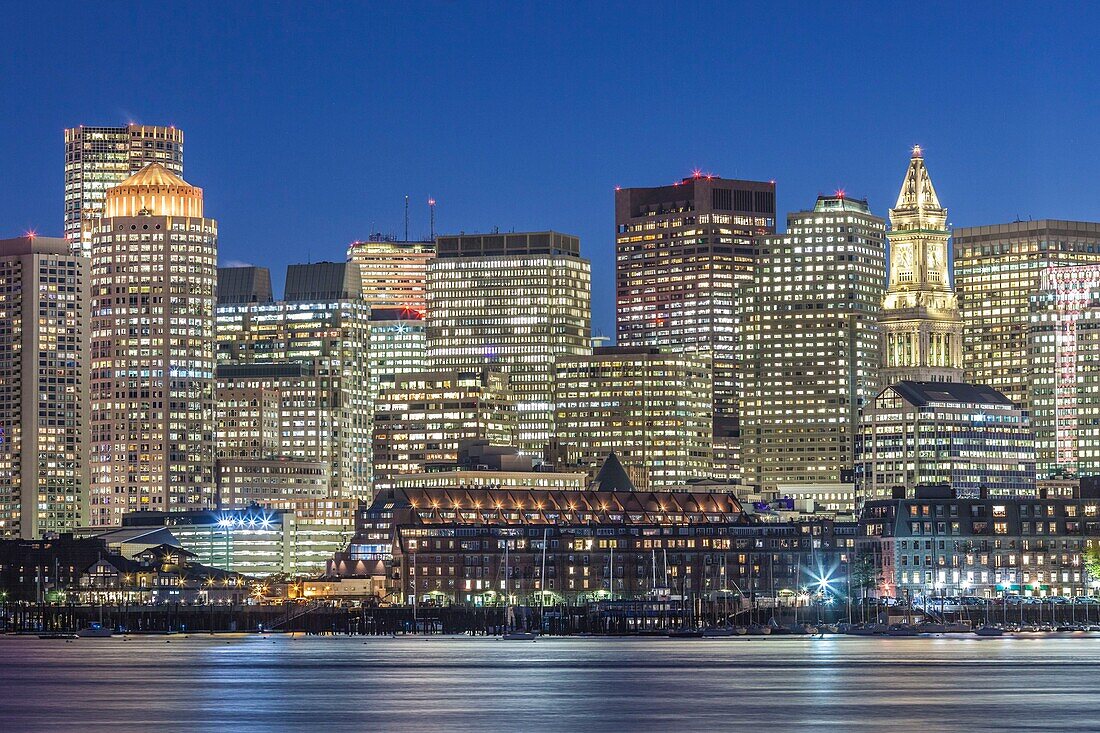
[879,146,963,384]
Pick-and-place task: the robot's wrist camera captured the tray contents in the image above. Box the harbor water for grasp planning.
[2,634,1099,731]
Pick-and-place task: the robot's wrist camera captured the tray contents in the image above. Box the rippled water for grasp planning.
[2,634,1099,732]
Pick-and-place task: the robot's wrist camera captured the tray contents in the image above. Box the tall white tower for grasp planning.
[880,146,963,384]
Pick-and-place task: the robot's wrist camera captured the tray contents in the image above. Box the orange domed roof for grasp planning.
[104,163,204,219]
[115,162,192,189]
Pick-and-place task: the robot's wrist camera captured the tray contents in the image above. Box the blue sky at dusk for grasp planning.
[3,2,1100,338]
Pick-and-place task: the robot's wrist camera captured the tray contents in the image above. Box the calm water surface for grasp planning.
[2,634,1099,732]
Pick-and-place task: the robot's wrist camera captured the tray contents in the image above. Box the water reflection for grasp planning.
[1,635,1097,732]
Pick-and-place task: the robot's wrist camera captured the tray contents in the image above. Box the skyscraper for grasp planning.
[0,236,88,539]
[741,195,887,489]
[347,236,434,312]
[88,164,217,528]
[367,307,426,399]
[64,124,184,258]
[615,174,776,479]
[554,347,712,490]
[954,220,1100,408]
[215,263,372,498]
[879,147,963,384]
[426,231,591,457]
[1028,264,1100,478]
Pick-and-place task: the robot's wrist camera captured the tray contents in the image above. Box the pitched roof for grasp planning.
[887,381,1013,408]
[590,453,636,492]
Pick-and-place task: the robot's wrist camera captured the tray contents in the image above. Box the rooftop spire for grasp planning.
[892,146,944,228]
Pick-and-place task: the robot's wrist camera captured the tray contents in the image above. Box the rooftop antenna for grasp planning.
[404,195,409,242]
[428,197,436,240]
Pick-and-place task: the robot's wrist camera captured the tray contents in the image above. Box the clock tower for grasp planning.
[879,146,963,384]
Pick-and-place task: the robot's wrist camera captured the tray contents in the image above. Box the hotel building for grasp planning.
[855,382,1036,501]
[1028,265,1100,478]
[879,147,963,384]
[426,232,591,457]
[64,124,184,257]
[554,347,712,491]
[0,236,89,539]
[954,220,1100,409]
[88,164,217,528]
[741,194,887,490]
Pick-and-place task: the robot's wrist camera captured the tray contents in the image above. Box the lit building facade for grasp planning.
[954,220,1100,409]
[856,382,1036,501]
[372,369,516,491]
[0,236,89,539]
[554,347,712,490]
[64,124,184,257]
[215,264,372,498]
[89,164,217,528]
[427,232,590,457]
[215,457,330,507]
[741,195,887,489]
[615,175,776,479]
[1028,265,1100,478]
[346,236,434,312]
[860,491,1100,601]
[879,147,963,384]
[368,307,427,399]
[329,487,855,608]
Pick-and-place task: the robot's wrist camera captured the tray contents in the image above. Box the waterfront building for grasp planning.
[64,124,184,257]
[372,369,516,491]
[554,346,712,490]
[367,306,427,398]
[328,487,855,607]
[954,220,1100,409]
[1028,265,1100,478]
[426,232,590,457]
[741,194,887,490]
[88,164,217,528]
[879,147,963,384]
[215,264,372,498]
[0,237,88,539]
[855,381,1036,501]
[615,174,776,480]
[346,236,434,312]
[859,486,1100,601]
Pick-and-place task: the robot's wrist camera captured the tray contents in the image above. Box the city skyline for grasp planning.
[5,4,1100,339]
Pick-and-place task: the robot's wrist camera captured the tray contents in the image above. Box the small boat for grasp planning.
[76,623,113,638]
[38,632,79,640]
[944,623,972,633]
[917,622,947,634]
[702,627,735,637]
[667,629,705,638]
[974,626,1004,637]
[745,624,772,636]
[886,624,920,636]
[501,631,538,641]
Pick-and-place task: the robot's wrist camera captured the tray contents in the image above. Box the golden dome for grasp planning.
[116,162,191,189]
[104,163,204,219]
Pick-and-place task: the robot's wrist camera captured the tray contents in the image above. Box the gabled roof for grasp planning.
[886,381,1013,408]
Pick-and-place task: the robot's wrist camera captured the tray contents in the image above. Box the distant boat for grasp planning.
[38,632,78,640]
[502,631,538,641]
[667,629,705,639]
[76,622,113,638]
[974,626,1004,637]
[702,627,735,637]
[745,624,772,636]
